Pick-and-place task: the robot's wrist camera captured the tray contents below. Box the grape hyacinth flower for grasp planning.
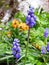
[44,28,49,38]
[41,46,46,54]
[46,42,49,52]
[12,38,21,59]
[26,7,36,28]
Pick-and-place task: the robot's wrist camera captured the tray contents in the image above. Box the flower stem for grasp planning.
[45,38,47,44]
[16,59,18,65]
[7,58,9,65]
[24,28,30,65]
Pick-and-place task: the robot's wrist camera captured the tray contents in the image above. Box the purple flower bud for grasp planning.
[14,38,20,43]
[26,15,31,21]
[13,42,19,46]
[30,17,36,24]
[15,53,20,59]
[29,6,34,10]
[17,47,21,53]
[31,14,36,21]
[28,7,34,15]
[12,46,17,50]
[26,20,29,25]
[31,14,34,17]
[28,10,34,15]
[12,51,16,56]
[44,28,49,38]
[29,22,36,28]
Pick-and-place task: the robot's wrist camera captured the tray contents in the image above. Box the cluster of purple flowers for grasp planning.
[26,7,36,28]
[41,42,49,54]
[44,28,49,38]
[12,38,21,59]
[41,28,49,54]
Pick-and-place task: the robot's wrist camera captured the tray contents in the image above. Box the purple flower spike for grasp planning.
[46,42,49,52]
[44,28,49,38]
[41,46,46,54]
[26,6,36,28]
[12,38,21,59]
